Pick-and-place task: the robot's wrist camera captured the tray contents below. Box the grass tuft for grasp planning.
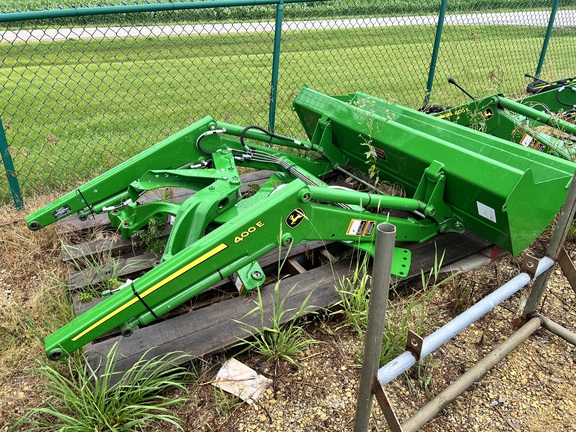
[333,248,458,366]
[332,254,371,336]
[236,281,319,366]
[381,252,458,365]
[11,344,196,432]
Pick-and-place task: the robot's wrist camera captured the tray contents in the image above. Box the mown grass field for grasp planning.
[0,16,575,200]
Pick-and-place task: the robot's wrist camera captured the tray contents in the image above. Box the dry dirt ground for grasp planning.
[1,195,575,431]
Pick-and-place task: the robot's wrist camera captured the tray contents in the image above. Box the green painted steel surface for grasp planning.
[436,83,576,160]
[293,86,576,256]
[26,117,217,230]
[32,108,436,359]
[30,86,576,360]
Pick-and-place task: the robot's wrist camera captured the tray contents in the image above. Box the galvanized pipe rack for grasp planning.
[375,256,553,388]
[355,174,576,431]
[399,315,545,432]
[354,223,396,432]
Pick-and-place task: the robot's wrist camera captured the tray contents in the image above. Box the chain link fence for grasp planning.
[1,0,575,206]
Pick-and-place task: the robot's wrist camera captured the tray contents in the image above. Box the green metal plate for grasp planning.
[293,86,576,255]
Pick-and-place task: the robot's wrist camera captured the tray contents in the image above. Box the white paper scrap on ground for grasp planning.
[212,358,272,405]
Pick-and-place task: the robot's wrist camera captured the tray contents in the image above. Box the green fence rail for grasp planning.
[1,0,575,207]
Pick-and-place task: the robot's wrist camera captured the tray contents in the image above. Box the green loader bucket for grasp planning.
[293,87,576,256]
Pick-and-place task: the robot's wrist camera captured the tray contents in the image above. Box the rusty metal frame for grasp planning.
[556,247,576,294]
[372,378,403,432]
[355,173,576,432]
[521,254,540,279]
[405,330,424,361]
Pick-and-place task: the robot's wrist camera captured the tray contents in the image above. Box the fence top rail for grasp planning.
[0,0,325,23]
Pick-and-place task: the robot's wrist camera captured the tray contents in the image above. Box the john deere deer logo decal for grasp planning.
[482,108,494,120]
[286,208,305,229]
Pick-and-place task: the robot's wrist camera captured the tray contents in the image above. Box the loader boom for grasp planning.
[27,86,576,360]
[436,77,576,161]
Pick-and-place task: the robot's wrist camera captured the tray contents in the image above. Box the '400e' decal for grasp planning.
[234,221,265,244]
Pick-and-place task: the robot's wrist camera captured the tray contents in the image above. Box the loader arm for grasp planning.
[435,81,576,160]
[44,173,442,360]
[30,86,576,361]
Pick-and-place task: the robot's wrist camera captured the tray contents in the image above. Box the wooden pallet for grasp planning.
[57,171,494,377]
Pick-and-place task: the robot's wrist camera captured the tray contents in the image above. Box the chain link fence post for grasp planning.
[0,117,23,209]
[536,0,561,77]
[423,0,448,109]
[268,0,284,132]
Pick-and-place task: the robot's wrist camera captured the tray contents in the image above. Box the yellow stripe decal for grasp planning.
[72,243,228,342]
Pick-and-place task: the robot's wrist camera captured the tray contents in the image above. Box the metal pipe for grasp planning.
[524,173,576,317]
[304,185,425,212]
[377,256,554,386]
[354,223,397,432]
[335,166,427,219]
[268,1,284,133]
[535,0,560,77]
[495,96,576,137]
[0,118,23,209]
[401,316,543,432]
[422,0,448,108]
[537,314,576,346]
[335,166,388,195]
[0,0,319,23]
[218,121,314,150]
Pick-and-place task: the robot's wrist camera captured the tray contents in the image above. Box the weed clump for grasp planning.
[12,345,195,432]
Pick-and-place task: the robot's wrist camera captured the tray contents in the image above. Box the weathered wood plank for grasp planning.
[68,252,160,291]
[402,231,491,280]
[61,236,143,263]
[85,259,351,376]
[57,212,111,236]
[83,231,493,377]
[286,258,307,275]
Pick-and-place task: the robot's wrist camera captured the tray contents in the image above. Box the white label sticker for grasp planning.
[363,221,376,236]
[52,205,72,219]
[347,219,377,236]
[347,219,363,236]
[232,273,244,291]
[477,201,497,223]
